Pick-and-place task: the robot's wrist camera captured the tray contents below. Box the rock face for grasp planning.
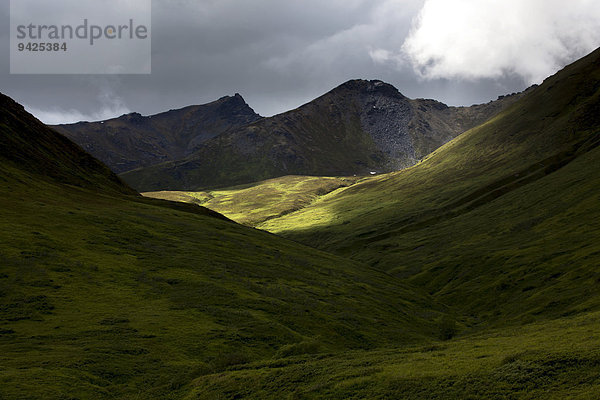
[52,94,261,173]
[352,80,414,171]
[120,80,528,191]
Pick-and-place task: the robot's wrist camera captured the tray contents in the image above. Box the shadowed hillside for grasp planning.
[0,93,136,196]
[53,94,261,173]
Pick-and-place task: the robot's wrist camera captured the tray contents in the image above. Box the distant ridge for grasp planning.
[121,79,527,191]
[53,93,261,173]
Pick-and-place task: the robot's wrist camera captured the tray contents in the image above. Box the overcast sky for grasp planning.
[1,0,600,124]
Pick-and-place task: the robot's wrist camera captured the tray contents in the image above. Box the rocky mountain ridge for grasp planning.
[121,79,529,190]
[53,93,261,173]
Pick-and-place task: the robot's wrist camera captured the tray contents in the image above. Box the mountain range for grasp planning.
[55,80,527,191]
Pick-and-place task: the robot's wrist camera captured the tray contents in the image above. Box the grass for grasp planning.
[142,175,362,226]
[187,310,600,399]
[0,164,445,399]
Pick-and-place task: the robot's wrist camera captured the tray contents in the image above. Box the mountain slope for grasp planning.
[0,93,445,399]
[0,93,135,196]
[52,94,261,173]
[256,47,600,327]
[121,80,525,191]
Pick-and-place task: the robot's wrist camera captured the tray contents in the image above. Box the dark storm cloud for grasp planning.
[1,0,598,124]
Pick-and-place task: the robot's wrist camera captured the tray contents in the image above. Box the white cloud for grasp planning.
[401,0,600,83]
[369,48,394,63]
[25,88,130,124]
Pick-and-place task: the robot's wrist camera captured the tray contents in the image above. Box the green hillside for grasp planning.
[143,175,363,226]
[0,94,445,399]
[189,311,600,399]
[258,48,600,328]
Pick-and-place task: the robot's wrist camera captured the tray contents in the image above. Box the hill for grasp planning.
[0,93,445,398]
[134,48,600,398]
[0,93,135,196]
[257,47,600,328]
[121,80,525,191]
[143,175,363,226]
[52,94,261,173]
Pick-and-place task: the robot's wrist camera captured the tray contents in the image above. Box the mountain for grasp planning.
[52,94,261,173]
[257,47,600,327]
[121,80,526,191]
[0,92,446,399]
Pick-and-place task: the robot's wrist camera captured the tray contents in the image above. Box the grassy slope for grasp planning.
[188,311,600,399]
[5,178,597,399]
[257,48,600,327]
[143,175,363,226]
[0,170,451,399]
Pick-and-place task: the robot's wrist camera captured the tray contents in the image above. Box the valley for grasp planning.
[1,47,599,399]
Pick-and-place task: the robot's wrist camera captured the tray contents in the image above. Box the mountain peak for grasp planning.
[333,79,406,99]
[217,92,248,104]
[54,93,262,174]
